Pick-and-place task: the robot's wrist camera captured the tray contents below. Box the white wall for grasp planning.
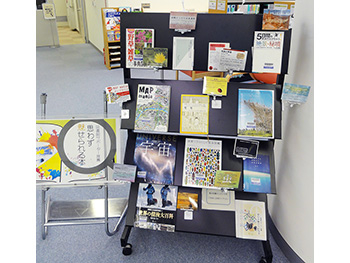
[107,0,209,12]
[53,0,68,17]
[84,0,106,52]
[268,0,314,262]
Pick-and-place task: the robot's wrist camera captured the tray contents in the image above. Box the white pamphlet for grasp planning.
[173,37,195,70]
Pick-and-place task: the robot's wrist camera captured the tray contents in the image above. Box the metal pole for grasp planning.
[104,90,108,117]
[40,93,47,119]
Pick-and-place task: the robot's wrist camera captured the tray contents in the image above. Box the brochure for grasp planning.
[172,37,195,70]
[133,133,176,185]
[176,192,198,210]
[281,83,311,104]
[126,28,154,68]
[214,170,241,189]
[143,48,168,68]
[237,89,274,138]
[262,9,291,30]
[203,76,228,96]
[180,95,209,134]
[105,84,131,104]
[208,42,230,71]
[135,84,171,132]
[111,163,136,182]
[219,49,248,71]
[243,154,271,193]
[103,9,120,30]
[182,138,222,188]
[202,189,235,211]
[235,200,267,240]
[252,31,284,74]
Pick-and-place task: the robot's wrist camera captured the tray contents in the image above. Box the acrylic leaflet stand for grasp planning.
[38,93,128,239]
[118,12,291,262]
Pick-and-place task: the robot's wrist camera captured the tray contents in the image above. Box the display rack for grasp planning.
[101,8,121,70]
[118,12,291,263]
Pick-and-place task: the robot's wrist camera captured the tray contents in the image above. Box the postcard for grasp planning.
[172,37,195,70]
[180,95,209,134]
[208,42,230,71]
[237,89,274,138]
[177,192,198,210]
[202,189,235,211]
[203,76,228,96]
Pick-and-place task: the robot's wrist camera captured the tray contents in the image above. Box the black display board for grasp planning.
[120,12,291,76]
[121,78,282,139]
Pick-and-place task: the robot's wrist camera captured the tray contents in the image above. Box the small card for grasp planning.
[169,11,197,30]
[112,163,137,182]
[219,49,248,71]
[214,170,241,189]
[281,83,311,104]
[184,210,193,220]
[105,84,131,104]
[212,99,222,109]
[121,109,129,119]
[234,139,259,159]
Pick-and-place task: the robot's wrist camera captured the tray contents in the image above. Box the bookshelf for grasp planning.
[101,8,121,70]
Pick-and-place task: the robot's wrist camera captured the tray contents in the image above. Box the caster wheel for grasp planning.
[259,257,268,263]
[122,243,132,256]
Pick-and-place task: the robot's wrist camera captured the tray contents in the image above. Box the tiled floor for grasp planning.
[57,26,85,45]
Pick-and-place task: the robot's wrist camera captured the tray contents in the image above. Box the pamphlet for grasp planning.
[105,84,131,104]
[143,48,168,68]
[182,138,222,188]
[214,170,241,189]
[203,76,228,96]
[281,83,311,104]
[252,31,284,74]
[234,139,259,159]
[135,84,171,132]
[219,49,248,71]
[103,9,120,30]
[133,133,176,185]
[208,42,230,71]
[235,200,267,240]
[237,89,274,138]
[262,9,291,30]
[243,154,271,193]
[172,37,195,70]
[126,28,154,68]
[180,95,209,134]
[202,189,235,211]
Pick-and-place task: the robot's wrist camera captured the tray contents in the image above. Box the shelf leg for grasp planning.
[261,240,273,263]
[120,225,133,247]
[41,188,49,240]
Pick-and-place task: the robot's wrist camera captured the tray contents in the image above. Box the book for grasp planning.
[214,170,241,189]
[105,84,131,104]
[207,42,230,71]
[202,189,235,211]
[133,133,177,185]
[281,83,311,104]
[126,28,154,68]
[237,89,274,138]
[182,138,222,188]
[176,192,198,210]
[136,183,178,211]
[262,9,291,30]
[180,95,209,134]
[252,31,284,73]
[243,154,271,193]
[134,84,171,132]
[219,49,248,71]
[235,200,267,240]
[134,207,176,232]
[142,47,168,68]
[203,76,228,96]
[172,37,194,70]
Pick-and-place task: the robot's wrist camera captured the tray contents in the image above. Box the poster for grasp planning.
[36,119,117,184]
[182,138,222,188]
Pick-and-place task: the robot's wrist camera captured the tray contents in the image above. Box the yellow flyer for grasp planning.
[203,76,228,96]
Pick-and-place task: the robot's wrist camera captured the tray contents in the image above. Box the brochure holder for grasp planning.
[119,12,292,263]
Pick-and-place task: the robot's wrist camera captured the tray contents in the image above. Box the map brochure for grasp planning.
[133,133,176,185]
[235,200,267,240]
[252,31,284,73]
[172,37,195,70]
[262,9,291,30]
[105,84,131,104]
[234,138,259,159]
[203,76,228,96]
[237,89,274,138]
[111,163,136,182]
[219,49,248,71]
[281,83,311,104]
[176,192,198,210]
[126,28,154,68]
[243,154,271,193]
[180,94,209,134]
[202,189,235,211]
[214,170,241,189]
[134,207,176,232]
[208,42,230,71]
[134,84,171,132]
[136,183,178,211]
[182,138,222,188]
[143,47,168,68]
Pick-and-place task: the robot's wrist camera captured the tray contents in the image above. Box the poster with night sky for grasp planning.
[133,133,177,185]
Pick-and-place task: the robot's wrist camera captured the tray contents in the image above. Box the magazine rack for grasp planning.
[119,12,291,263]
